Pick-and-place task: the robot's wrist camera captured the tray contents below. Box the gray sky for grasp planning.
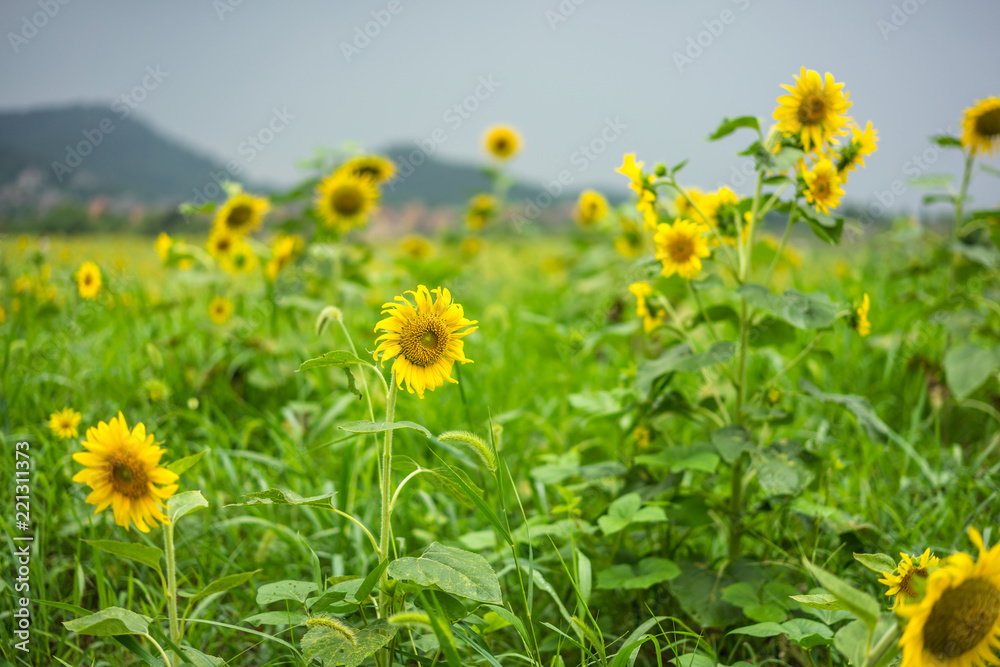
[2,0,998,212]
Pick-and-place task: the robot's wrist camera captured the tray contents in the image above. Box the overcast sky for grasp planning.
[1,0,998,212]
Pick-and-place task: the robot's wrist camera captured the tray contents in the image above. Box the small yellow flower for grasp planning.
[574,190,609,226]
[637,189,658,230]
[213,192,270,236]
[14,276,32,294]
[265,233,304,281]
[155,232,174,262]
[400,235,433,260]
[961,97,1000,157]
[208,296,234,325]
[628,281,664,332]
[616,153,646,195]
[314,170,380,232]
[633,425,652,450]
[207,227,236,258]
[72,413,180,533]
[465,193,498,230]
[49,407,82,439]
[803,159,845,215]
[340,154,396,184]
[834,121,878,178]
[654,219,711,279]
[219,239,258,276]
[373,286,478,398]
[484,125,520,160]
[75,262,102,299]
[773,67,853,153]
[853,293,871,337]
[878,548,940,609]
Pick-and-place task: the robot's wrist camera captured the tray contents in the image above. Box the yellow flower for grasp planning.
[373,285,478,398]
[616,153,646,195]
[400,235,433,259]
[773,67,853,153]
[340,154,396,184]
[314,170,380,232]
[633,425,652,450]
[465,193,498,230]
[14,276,32,294]
[853,293,871,337]
[637,189,659,230]
[897,527,1000,667]
[654,219,711,279]
[213,192,270,236]
[265,233,304,281]
[71,412,180,533]
[575,190,609,226]
[208,296,233,325]
[75,261,102,299]
[207,227,237,258]
[961,97,1000,157]
[49,407,82,439]
[484,125,520,160]
[803,159,845,215]
[0,303,6,325]
[674,187,715,227]
[155,232,174,262]
[460,237,483,258]
[879,548,941,610]
[628,281,664,332]
[835,121,879,178]
[219,239,258,276]
[614,219,645,259]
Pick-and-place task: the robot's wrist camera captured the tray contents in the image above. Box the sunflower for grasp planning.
[75,261,102,299]
[219,239,258,276]
[155,232,174,262]
[654,219,711,279]
[898,527,1000,667]
[961,97,1000,157]
[314,171,379,232]
[484,125,520,160]
[465,193,498,230]
[614,219,645,259]
[774,67,852,153]
[208,296,234,325]
[213,192,270,236]
[880,549,941,610]
[616,153,646,195]
[373,285,478,398]
[851,293,872,337]
[340,154,396,184]
[803,159,845,215]
[71,413,180,533]
[575,190,609,226]
[49,407,82,439]
[207,227,236,258]
[835,121,879,178]
[400,235,433,259]
[628,281,664,333]
[674,187,716,227]
[265,233,304,281]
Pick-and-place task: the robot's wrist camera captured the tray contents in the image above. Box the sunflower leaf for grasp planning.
[297,350,374,373]
[84,540,163,574]
[63,607,150,637]
[802,558,880,631]
[339,420,431,438]
[853,553,897,574]
[168,490,209,523]
[166,450,207,476]
[708,116,760,142]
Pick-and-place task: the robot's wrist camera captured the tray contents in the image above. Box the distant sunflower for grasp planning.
[628,281,664,333]
[207,227,237,259]
[835,121,879,178]
[340,155,396,184]
[155,232,174,262]
[400,235,433,259]
[961,97,1000,157]
[49,407,82,439]
[465,193,498,230]
[803,159,845,215]
[71,413,179,533]
[265,233,304,281]
[575,190,609,227]
[484,125,520,160]
[214,192,270,236]
[75,261,102,299]
[851,293,871,337]
[373,285,478,398]
[654,219,711,279]
[880,548,940,609]
[315,171,379,232]
[219,239,258,276]
[898,527,1000,667]
[208,296,233,325]
[674,187,713,227]
[774,68,852,153]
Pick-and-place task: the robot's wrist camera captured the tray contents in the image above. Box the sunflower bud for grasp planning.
[315,306,343,337]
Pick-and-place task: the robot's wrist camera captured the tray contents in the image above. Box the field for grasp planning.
[2,86,1000,667]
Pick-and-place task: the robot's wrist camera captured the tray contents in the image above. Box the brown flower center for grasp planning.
[924,578,1000,659]
[216,238,231,253]
[83,275,93,286]
[812,177,831,199]
[109,454,149,498]
[975,108,1000,138]
[797,94,827,125]
[331,185,364,216]
[225,204,253,229]
[668,238,693,262]
[399,314,450,367]
[899,568,928,599]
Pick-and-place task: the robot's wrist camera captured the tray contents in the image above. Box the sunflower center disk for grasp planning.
[669,240,693,262]
[400,314,450,367]
[226,205,252,229]
[924,578,1000,659]
[797,95,826,124]
[976,108,1000,137]
[110,455,149,498]
[332,186,363,216]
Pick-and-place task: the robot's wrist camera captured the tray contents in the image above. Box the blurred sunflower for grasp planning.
[315,170,379,232]
[614,219,644,259]
[265,233,304,281]
[834,121,879,178]
[373,285,478,398]
[803,159,845,215]
[961,97,1000,157]
[654,219,711,279]
[400,235,433,259]
[71,412,179,533]
[774,68,852,153]
[574,190,609,227]
[628,281,664,332]
[465,193,498,230]
[879,548,940,610]
[207,227,236,258]
[155,232,174,262]
[208,296,234,325]
[850,293,871,337]
[340,154,396,184]
[49,407,82,439]
[75,261,102,299]
[898,527,1000,667]
[214,192,270,236]
[483,125,520,160]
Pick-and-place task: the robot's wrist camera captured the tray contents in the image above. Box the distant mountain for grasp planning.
[0,105,229,203]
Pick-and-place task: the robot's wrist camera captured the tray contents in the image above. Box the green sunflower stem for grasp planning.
[862,621,901,667]
[163,521,181,657]
[948,152,975,293]
[377,371,398,618]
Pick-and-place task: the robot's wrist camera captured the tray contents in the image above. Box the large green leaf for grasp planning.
[339,420,431,438]
[166,450,207,476]
[596,558,680,590]
[708,116,760,141]
[255,580,318,606]
[803,559,880,631]
[712,425,752,464]
[596,493,667,535]
[63,607,150,637]
[636,342,735,398]
[168,490,209,522]
[226,488,336,510]
[853,553,896,574]
[387,542,502,604]
[191,570,261,602]
[301,617,397,667]
[944,343,1000,400]
[738,285,837,330]
[84,540,162,574]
